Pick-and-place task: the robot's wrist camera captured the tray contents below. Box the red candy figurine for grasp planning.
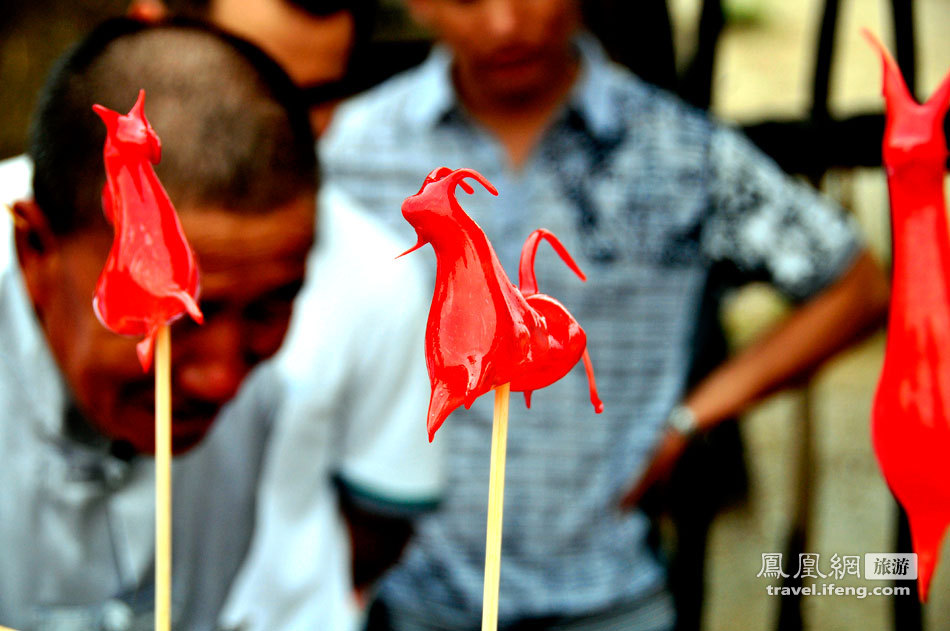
[92,90,203,370]
[867,32,950,601]
[399,167,603,441]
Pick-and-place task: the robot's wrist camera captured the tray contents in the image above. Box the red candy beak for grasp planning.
[396,232,429,259]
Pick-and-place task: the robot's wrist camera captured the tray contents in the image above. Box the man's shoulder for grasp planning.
[0,155,32,284]
[572,37,713,137]
[316,184,417,273]
[0,154,33,204]
[324,63,433,150]
[273,185,430,407]
[298,184,428,329]
[614,74,713,139]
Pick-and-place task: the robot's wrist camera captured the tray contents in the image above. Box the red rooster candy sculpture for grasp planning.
[399,167,603,441]
[867,32,950,601]
[92,90,203,371]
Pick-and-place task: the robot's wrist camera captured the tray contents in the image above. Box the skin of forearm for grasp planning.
[685,250,889,430]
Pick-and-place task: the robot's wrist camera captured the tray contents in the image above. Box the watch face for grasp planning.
[667,405,697,435]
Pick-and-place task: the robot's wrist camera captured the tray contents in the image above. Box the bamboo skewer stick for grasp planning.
[481,382,510,631]
[155,325,172,631]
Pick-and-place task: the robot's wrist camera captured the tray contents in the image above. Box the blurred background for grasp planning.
[1,1,949,630]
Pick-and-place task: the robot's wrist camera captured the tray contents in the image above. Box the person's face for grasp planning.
[209,0,355,134]
[408,0,580,103]
[17,197,314,454]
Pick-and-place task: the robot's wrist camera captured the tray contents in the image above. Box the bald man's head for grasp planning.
[30,18,317,235]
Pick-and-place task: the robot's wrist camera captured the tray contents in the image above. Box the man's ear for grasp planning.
[11,199,59,313]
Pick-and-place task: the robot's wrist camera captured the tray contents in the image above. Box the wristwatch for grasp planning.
[665,404,698,437]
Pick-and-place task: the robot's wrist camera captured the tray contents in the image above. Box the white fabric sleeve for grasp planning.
[217,369,359,631]
[333,245,444,515]
[219,191,443,630]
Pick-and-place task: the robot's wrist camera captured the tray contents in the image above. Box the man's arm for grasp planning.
[621,250,889,507]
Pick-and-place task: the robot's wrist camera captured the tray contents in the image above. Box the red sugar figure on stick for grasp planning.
[399,166,602,631]
[399,167,603,442]
[866,31,950,601]
[92,89,203,631]
[92,89,203,371]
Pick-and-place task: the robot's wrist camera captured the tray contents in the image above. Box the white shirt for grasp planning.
[0,155,442,631]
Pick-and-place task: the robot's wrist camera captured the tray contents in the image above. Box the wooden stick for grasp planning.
[481,382,510,631]
[155,325,172,631]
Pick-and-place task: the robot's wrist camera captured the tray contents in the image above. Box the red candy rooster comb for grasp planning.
[92,90,203,371]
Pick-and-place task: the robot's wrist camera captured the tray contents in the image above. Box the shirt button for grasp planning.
[101,599,134,631]
[101,459,131,490]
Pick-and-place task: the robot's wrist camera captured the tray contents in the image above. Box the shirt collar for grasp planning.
[566,33,627,141]
[405,32,624,142]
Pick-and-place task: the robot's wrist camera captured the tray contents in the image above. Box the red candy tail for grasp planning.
[518,229,586,296]
[583,350,604,413]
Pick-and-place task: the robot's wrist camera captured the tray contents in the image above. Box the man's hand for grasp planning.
[619,429,689,509]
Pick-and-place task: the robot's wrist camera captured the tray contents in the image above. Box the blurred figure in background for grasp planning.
[161,0,378,134]
[319,1,889,630]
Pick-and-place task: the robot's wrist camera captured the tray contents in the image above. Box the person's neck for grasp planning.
[454,53,579,171]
